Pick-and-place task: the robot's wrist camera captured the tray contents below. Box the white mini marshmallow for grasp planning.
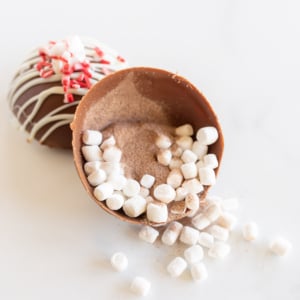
[93,182,114,201]
[87,169,107,186]
[217,212,237,230]
[182,179,204,194]
[221,197,239,211]
[138,225,159,244]
[101,162,123,176]
[130,276,151,297]
[175,187,188,201]
[175,124,194,136]
[190,262,208,282]
[139,187,150,198]
[167,257,187,278]
[147,202,168,223]
[156,134,172,149]
[82,130,102,146]
[184,245,204,264]
[192,213,211,230]
[181,149,198,163]
[176,136,193,150]
[100,136,116,150]
[196,126,218,145]
[123,179,141,197]
[192,141,208,159]
[269,237,292,256]
[167,169,183,188]
[107,173,127,191]
[208,242,231,259]
[157,149,172,166]
[171,144,183,157]
[110,252,128,272]
[123,196,147,218]
[209,225,229,241]
[179,226,200,245]
[198,232,214,248]
[185,193,200,211]
[181,162,198,179]
[169,158,183,169]
[153,184,176,203]
[205,203,221,222]
[106,193,125,210]
[242,222,259,241]
[103,146,122,162]
[199,167,216,186]
[161,221,183,245]
[84,161,101,175]
[82,145,102,162]
[203,154,219,169]
[140,174,155,189]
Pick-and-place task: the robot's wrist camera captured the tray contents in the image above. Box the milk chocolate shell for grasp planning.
[8,36,127,148]
[72,67,224,225]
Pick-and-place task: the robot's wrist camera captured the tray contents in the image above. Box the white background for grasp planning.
[1,1,300,299]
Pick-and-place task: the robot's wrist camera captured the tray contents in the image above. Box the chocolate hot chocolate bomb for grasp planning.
[8,36,127,148]
[72,67,224,225]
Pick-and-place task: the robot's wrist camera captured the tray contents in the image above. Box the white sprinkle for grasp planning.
[217,212,237,230]
[198,167,216,186]
[138,225,159,244]
[198,232,214,248]
[157,149,172,166]
[269,237,292,256]
[110,252,128,272]
[176,136,193,150]
[181,162,198,179]
[87,169,107,186]
[93,182,114,201]
[181,149,198,163]
[103,146,122,162]
[146,202,168,223]
[242,222,259,241]
[221,197,239,211]
[179,226,200,245]
[100,136,116,150]
[130,276,151,297]
[192,141,208,159]
[82,130,102,146]
[205,203,221,222]
[153,184,176,203]
[167,257,187,277]
[82,145,102,162]
[167,168,183,188]
[185,193,200,211]
[196,126,218,145]
[203,154,219,169]
[175,187,188,201]
[156,134,172,149]
[190,262,208,282]
[192,213,211,230]
[106,193,125,210]
[161,221,183,245]
[209,225,229,241]
[123,179,141,197]
[208,242,231,258]
[175,124,194,136]
[182,179,204,194]
[123,196,147,217]
[140,174,156,189]
[184,245,204,264]
[84,161,101,175]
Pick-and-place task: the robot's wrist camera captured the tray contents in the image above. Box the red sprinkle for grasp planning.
[95,47,104,58]
[99,59,110,65]
[117,55,125,63]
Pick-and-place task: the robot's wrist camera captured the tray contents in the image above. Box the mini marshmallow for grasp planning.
[103,146,122,163]
[169,158,183,169]
[198,232,214,248]
[82,130,102,146]
[139,187,150,198]
[269,237,292,256]
[106,193,125,210]
[196,160,205,169]
[153,184,176,203]
[123,179,141,197]
[184,245,204,264]
[93,182,114,201]
[179,226,200,245]
[110,252,128,272]
[147,202,168,223]
[182,179,204,194]
[205,195,223,205]
[82,145,102,162]
[87,169,107,186]
[208,242,231,259]
[199,167,216,186]
[205,203,221,222]
[155,134,172,149]
[175,124,194,136]
[181,162,198,179]
[123,196,147,218]
[192,213,211,230]
[221,197,239,211]
[242,222,259,241]
[190,262,208,282]
[157,149,172,166]
[170,144,183,157]
[101,162,123,176]
[176,136,193,150]
[107,173,127,191]
[138,225,159,244]
[100,136,116,150]
[130,276,151,297]
[161,221,183,245]
[167,257,187,278]
[140,174,155,189]
[84,161,101,175]
[203,154,219,169]
[217,212,237,230]
[181,149,198,163]
[209,225,229,242]
[196,126,218,145]
[192,141,208,159]
[167,168,183,188]
[175,187,188,201]
[185,193,200,211]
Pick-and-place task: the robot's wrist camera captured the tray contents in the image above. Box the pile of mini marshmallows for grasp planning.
[81,124,219,223]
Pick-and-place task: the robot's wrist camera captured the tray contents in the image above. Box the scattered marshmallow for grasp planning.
[123,196,147,217]
[140,174,155,189]
[184,245,204,264]
[176,136,193,150]
[106,193,125,210]
[208,242,231,259]
[179,226,200,245]
[110,252,128,272]
[217,212,237,230]
[221,197,239,211]
[167,169,183,188]
[182,179,204,194]
[169,158,183,169]
[198,232,214,248]
[167,257,187,277]
[181,149,198,163]
[209,225,229,242]
[123,179,141,197]
[175,187,188,201]
[242,222,259,241]
[203,154,219,169]
[185,193,200,211]
[82,145,102,162]
[175,124,194,136]
[196,126,218,146]
[100,136,116,150]
[192,213,211,230]
[139,187,150,198]
[139,225,159,244]
[147,202,168,223]
[269,237,292,256]
[199,167,216,186]
[93,182,114,201]
[84,161,101,175]
[103,146,122,163]
[190,262,208,282]
[205,203,221,222]
[192,141,208,159]
[153,184,176,203]
[82,130,102,146]
[156,134,172,149]
[130,276,151,297]
[87,169,107,186]
[161,221,183,245]
[181,162,197,179]
[157,149,172,166]
[107,173,127,191]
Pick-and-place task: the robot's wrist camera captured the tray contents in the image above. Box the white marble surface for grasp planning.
[1,0,300,299]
